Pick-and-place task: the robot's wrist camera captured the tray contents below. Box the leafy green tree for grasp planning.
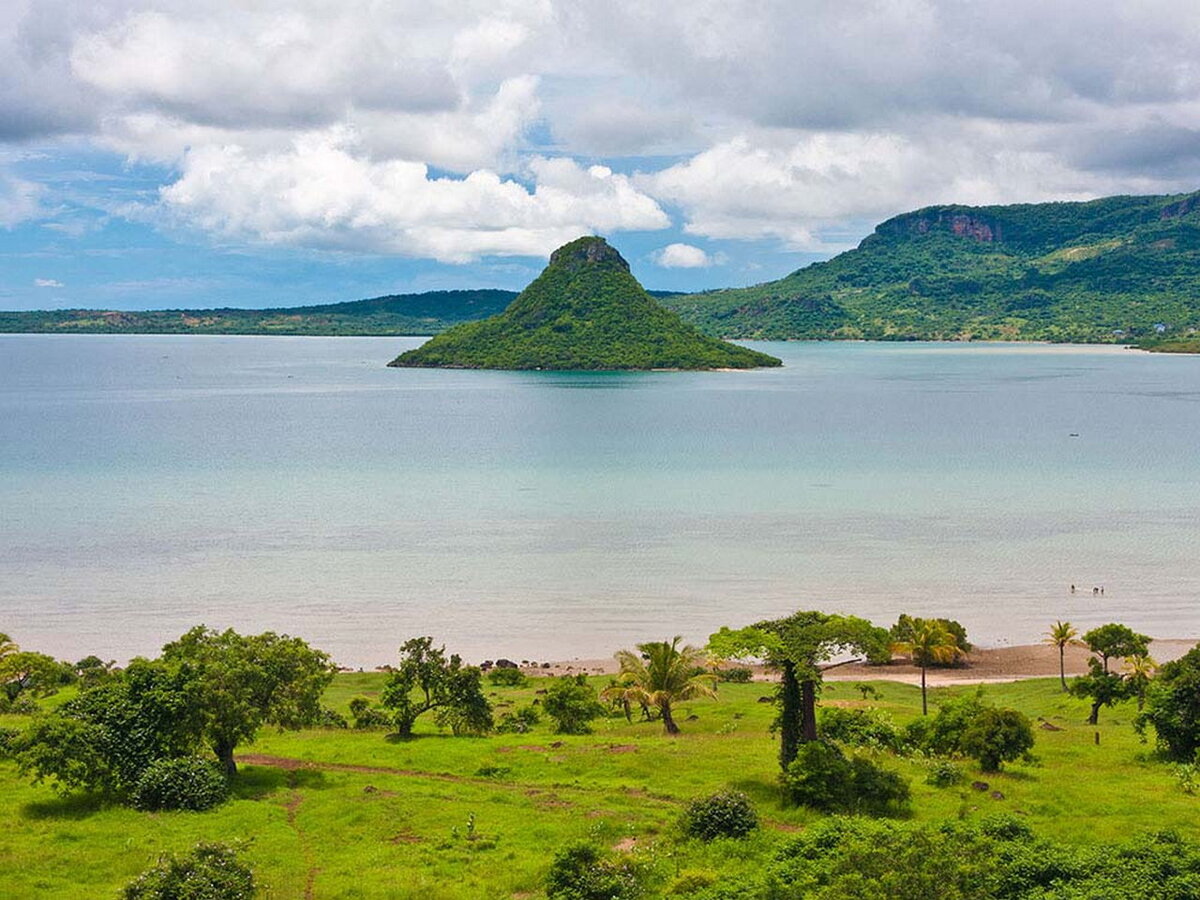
[74,655,116,687]
[1071,659,1133,725]
[960,707,1034,772]
[1137,644,1200,761]
[161,626,334,775]
[543,675,606,735]
[1082,623,1150,674]
[1123,654,1157,711]
[1044,620,1082,692]
[710,611,888,770]
[890,618,965,715]
[1,650,70,703]
[379,637,492,738]
[782,741,910,815]
[14,658,201,795]
[610,637,716,735]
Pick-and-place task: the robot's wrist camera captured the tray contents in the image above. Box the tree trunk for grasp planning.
[800,679,818,742]
[661,701,680,736]
[1059,646,1067,692]
[920,665,928,716]
[778,661,802,771]
[395,714,416,738]
[214,739,237,778]
[1087,700,1102,725]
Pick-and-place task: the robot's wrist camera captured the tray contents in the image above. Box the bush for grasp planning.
[348,697,392,730]
[924,759,964,787]
[961,708,1035,772]
[495,705,540,734]
[818,707,900,750]
[715,667,753,683]
[316,706,348,729]
[130,757,229,812]
[920,694,987,755]
[543,675,606,735]
[545,842,645,900]
[123,842,254,899]
[488,667,527,687]
[1137,645,1200,761]
[680,790,759,841]
[783,741,910,815]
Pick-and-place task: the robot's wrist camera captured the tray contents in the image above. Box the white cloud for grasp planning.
[158,129,668,261]
[0,171,43,227]
[34,278,64,287]
[652,243,713,268]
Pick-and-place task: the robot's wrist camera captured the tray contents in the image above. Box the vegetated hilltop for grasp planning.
[0,289,517,336]
[389,236,782,370]
[660,190,1200,346]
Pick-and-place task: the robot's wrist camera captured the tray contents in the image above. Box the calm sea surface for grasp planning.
[2,334,1198,667]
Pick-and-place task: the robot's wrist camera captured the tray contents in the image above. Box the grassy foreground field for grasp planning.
[1,674,1195,898]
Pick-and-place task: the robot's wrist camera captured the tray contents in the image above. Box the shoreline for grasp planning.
[522,637,1199,686]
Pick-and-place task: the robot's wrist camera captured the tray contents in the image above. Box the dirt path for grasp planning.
[280,770,319,900]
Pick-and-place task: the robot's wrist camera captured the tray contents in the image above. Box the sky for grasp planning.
[3,1,1200,311]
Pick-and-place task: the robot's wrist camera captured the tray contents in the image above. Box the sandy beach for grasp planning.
[528,637,1199,685]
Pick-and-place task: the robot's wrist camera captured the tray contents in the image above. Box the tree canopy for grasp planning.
[379,637,492,737]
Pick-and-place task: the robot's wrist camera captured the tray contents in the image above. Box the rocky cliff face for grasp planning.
[877,209,1002,243]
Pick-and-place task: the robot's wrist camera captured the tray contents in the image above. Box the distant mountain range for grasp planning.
[4,190,1200,352]
[661,190,1200,348]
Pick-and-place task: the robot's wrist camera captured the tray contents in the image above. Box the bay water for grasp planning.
[2,334,1198,667]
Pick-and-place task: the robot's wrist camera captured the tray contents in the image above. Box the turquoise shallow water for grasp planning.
[1,334,1198,667]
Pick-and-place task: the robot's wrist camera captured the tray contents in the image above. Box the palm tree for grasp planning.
[613,636,717,735]
[890,618,964,715]
[0,633,16,660]
[1122,654,1158,710]
[1044,621,1081,692]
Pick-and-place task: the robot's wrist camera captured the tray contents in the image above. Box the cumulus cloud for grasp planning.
[34,278,64,287]
[0,170,43,227]
[158,130,668,261]
[652,243,713,268]
[5,1,1200,259]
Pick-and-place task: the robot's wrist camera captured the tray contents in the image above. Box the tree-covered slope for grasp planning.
[661,190,1200,344]
[389,237,781,370]
[0,289,517,336]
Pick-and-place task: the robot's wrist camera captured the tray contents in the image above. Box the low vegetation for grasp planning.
[1,615,1198,897]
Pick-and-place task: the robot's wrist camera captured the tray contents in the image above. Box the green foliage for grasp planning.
[130,757,230,812]
[916,693,988,755]
[74,654,116,687]
[1,649,71,702]
[782,741,910,815]
[662,190,1200,344]
[122,843,255,899]
[380,637,493,737]
[816,706,900,750]
[13,658,201,795]
[960,707,1035,772]
[1082,624,1151,673]
[1071,659,1134,725]
[487,667,527,687]
[679,790,759,841]
[390,237,781,371]
[762,817,1200,900]
[347,697,392,729]
[543,675,606,735]
[161,626,335,775]
[714,667,753,683]
[0,726,18,757]
[495,705,541,734]
[890,615,971,663]
[612,637,717,735]
[1137,644,1200,761]
[545,842,646,900]
[924,759,965,787]
[315,706,348,729]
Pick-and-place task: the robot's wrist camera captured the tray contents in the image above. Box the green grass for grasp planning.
[1,676,1195,898]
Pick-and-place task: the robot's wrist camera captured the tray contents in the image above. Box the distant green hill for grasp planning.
[660,190,1200,346]
[389,237,781,370]
[0,289,518,336]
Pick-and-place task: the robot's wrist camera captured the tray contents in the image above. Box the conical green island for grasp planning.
[387,237,782,370]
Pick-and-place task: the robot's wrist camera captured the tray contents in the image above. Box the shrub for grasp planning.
[316,706,348,729]
[130,757,229,812]
[667,870,718,894]
[961,707,1035,772]
[496,705,540,734]
[543,675,606,735]
[123,843,254,899]
[783,741,910,816]
[818,707,900,750]
[921,694,987,755]
[488,667,527,687]
[715,667,753,683]
[680,790,759,841]
[348,697,392,730]
[924,759,964,787]
[1137,645,1200,761]
[0,727,19,758]
[545,842,645,900]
